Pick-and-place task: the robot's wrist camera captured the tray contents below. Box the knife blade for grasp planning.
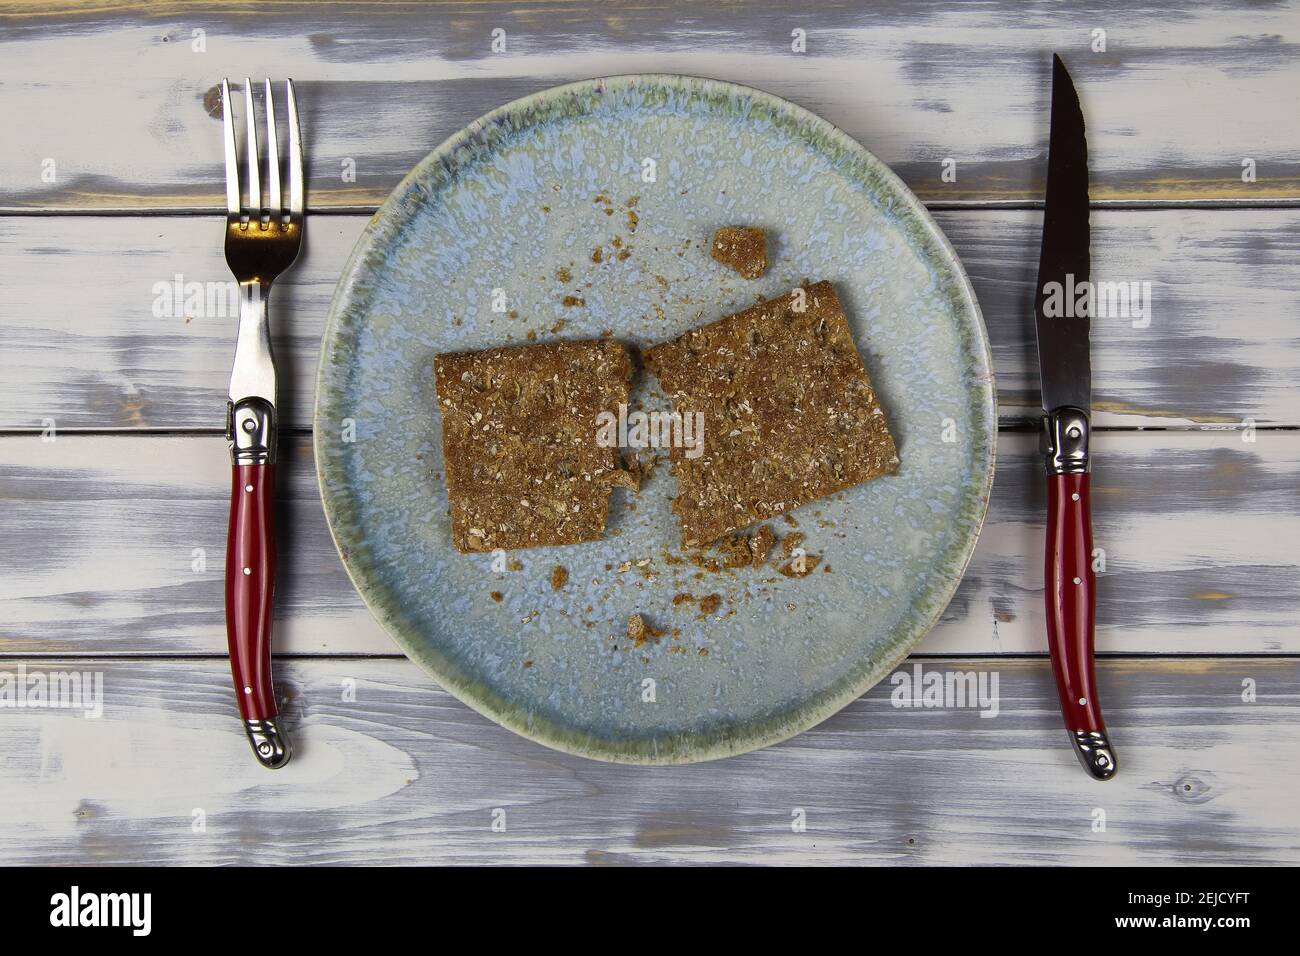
[1035,53,1091,415]
[1034,54,1117,781]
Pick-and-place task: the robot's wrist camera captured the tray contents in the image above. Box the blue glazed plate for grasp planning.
[315,75,995,763]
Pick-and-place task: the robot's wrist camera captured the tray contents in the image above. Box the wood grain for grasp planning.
[0,0,1296,209]
[0,0,1296,866]
[2,208,1297,431]
[2,430,1296,657]
[0,656,1293,865]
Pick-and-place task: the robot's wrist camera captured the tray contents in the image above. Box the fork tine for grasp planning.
[286,78,304,222]
[243,77,261,220]
[264,79,282,220]
[221,78,240,217]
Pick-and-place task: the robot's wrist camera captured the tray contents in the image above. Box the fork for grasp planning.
[220,77,303,769]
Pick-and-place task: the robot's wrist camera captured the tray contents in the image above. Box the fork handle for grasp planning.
[225,398,291,769]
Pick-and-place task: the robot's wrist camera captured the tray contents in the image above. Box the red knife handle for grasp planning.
[224,398,291,768]
[1043,407,1116,780]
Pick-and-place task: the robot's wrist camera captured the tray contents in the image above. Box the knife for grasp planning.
[1034,54,1117,780]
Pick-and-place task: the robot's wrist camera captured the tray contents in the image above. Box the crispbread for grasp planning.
[434,339,631,552]
[643,282,898,547]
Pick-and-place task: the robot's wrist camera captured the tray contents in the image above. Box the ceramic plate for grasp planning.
[315,74,995,763]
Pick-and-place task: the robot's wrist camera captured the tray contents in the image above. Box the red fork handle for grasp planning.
[225,461,291,768]
[1045,471,1117,779]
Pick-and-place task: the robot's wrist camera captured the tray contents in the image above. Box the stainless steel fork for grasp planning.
[220,77,304,769]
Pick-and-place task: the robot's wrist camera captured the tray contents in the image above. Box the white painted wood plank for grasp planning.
[2,208,1296,430]
[1,1,1297,208]
[1,430,1296,657]
[0,657,1293,865]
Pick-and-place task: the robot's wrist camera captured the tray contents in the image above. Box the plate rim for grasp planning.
[313,72,997,764]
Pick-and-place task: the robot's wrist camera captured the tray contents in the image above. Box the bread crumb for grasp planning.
[710,226,768,279]
[748,525,775,566]
[626,613,665,647]
[779,554,821,578]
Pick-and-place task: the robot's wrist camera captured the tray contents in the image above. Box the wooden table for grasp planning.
[2,0,1297,865]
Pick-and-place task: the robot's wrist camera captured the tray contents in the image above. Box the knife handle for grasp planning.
[1043,406,1116,780]
[1044,469,1116,780]
[225,398,291,769]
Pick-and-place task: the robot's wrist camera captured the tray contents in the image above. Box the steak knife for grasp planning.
[1034,54,1117,780]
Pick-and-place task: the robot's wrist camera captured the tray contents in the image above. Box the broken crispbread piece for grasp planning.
[710,226,767,279]
[434,339,631,552]
[643,281,899,548]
